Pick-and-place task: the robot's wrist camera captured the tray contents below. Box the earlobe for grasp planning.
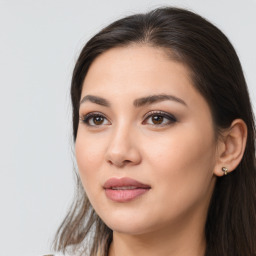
[214,119,247,177]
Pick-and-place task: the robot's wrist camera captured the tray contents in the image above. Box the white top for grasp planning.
[42,254,64,256]
[42,253,81,256]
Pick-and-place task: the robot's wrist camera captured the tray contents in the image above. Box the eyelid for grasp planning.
[142,110,177,125]
[79,110,176,127]
[79,111,111,126]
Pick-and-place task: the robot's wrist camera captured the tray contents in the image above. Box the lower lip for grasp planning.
[105,188,150,202]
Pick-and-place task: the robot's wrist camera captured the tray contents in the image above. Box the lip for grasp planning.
[103,177,151,202]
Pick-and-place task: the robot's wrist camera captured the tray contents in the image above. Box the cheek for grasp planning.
[143,125,216,206]
[144,125,215,169]
[76,141,101,167]
[75,130,106,190]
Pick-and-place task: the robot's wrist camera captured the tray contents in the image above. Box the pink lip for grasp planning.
[103,177,151,202]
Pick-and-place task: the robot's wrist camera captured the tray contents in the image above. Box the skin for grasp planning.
[75,45,246,256]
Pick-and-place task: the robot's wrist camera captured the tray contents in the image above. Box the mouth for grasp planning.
[103,177,151,202]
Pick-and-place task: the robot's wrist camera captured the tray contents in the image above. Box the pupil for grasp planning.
[152,115,163,124]
[94,116,103,125]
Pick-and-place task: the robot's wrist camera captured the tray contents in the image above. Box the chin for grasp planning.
[107,221,152,235]
[98,210,163,236]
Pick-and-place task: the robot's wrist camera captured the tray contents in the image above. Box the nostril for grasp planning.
[107,159,114,165]
[107,159,131,167]
[105,142,142,167]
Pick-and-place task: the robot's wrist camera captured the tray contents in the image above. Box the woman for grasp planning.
[53,7,256,256]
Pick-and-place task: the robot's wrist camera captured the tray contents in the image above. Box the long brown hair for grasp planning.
[53,7,256,256]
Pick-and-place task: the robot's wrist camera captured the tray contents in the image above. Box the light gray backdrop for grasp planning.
[0,0,255,255]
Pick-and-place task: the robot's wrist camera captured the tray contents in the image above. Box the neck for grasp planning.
[108,218,206,256]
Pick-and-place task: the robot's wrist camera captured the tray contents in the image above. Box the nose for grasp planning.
[105,125,142,168]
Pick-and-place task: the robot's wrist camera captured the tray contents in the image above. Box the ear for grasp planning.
[214,119,247,177]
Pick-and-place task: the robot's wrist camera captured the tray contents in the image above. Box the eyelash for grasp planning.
[79,111,177,127]
[143,111,177,126]
[79,112,111,127]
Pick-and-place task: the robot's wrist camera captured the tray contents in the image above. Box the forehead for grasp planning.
[82,45,193,96]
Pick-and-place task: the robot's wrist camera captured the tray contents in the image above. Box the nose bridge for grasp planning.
[105,119,141,166]
[109,120,134,154]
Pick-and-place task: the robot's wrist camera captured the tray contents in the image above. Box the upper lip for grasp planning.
[103,177,151,189]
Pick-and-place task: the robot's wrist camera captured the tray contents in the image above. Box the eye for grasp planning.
[79,112,111,127]
[143,111,177,126]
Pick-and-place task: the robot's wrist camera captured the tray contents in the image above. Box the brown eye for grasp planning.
[80,113,110,127]
[151,115,164,124]
[143,111,177,126]
[93,116,104,125]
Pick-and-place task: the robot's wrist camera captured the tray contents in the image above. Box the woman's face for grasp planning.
[76,45,219,235]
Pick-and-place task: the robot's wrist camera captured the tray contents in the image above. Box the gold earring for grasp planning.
[222,167,228,175]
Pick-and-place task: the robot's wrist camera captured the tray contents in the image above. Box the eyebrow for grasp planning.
[80,94,187,108]
[80,95,110,107]
[133,94,187,107]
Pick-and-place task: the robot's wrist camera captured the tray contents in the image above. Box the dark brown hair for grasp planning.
[53,7,256,256]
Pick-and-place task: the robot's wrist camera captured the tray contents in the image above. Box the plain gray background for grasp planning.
[0,0,255,255]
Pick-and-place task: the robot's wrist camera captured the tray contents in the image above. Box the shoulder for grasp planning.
[41,248,86,256]
[42,254,64,256]
[42,252,79,256]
